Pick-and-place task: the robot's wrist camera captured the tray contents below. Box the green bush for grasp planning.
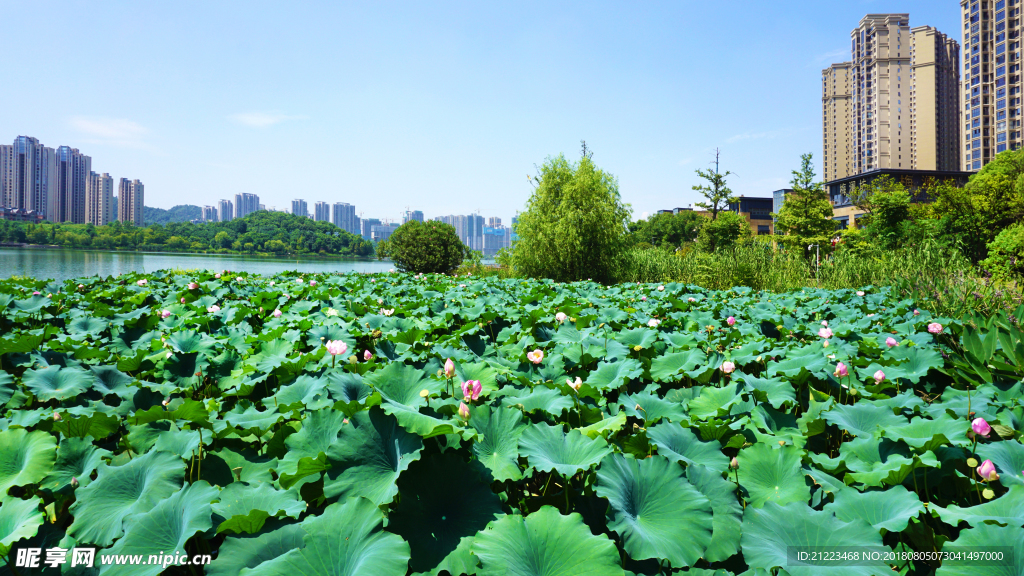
[383,220,469,274]
[980,223,1024,281]
[695,211,751,252]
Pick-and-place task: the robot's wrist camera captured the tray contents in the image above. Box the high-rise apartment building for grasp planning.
[202,206,218,222]
[234,193,259,219]
[291,199,308,218]
[118,179,144,225]
[86,172,114,226]
[332,202,359,234]
[218,199,233,222]
[488,216,502,227]
[361,218,381,240]
[402,210,424,223]
[314,201,330,222]
[960,0,1023,170]
[1,136,57,219]
[823,15,960,181]
[54,146,91,223]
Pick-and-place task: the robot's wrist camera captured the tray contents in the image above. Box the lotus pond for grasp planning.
[0,272,1023,576]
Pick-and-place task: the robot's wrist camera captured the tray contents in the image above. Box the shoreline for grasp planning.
[0,244,383,262]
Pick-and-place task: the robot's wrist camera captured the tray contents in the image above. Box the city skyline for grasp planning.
[0,1,964,224]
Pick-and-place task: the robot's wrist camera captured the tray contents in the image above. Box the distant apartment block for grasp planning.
[371,222,400,242]
[118,179,144,225]
[488,216,502,227]
[402,210,424,223]
[960,0,1023,170]
[314,201,330,222]
[332,202,360,235]
[234,193,259,219]
[291,199,308,219]
[823,15,960,181]
[86,172,114,226]
[218,199,233,222]
[361,218,381,240]
[1,136,57,219]
[54,146,91,224]
[434,213,497,252]
[202,206,219,222]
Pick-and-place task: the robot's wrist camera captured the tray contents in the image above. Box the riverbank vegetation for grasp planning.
[0,211,374,258]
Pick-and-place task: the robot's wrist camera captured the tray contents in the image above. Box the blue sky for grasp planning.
[0,0,960,224]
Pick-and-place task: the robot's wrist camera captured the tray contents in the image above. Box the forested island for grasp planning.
[0,210,374,257]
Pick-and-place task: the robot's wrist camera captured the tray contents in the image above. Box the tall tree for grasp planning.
[692,149,737,220]
[773,153,835,255]
[511,145,632,283]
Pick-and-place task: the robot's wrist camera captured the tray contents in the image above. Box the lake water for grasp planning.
[0,248,397,282]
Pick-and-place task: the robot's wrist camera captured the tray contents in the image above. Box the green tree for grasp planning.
[980,222,1024,281]
[214,231,232,249]
[383,221,468,274]
[863,185,911,250]
[692,151,737,220]
[510,145,632,283]
[631,211,707,250]
[696,211,751,252]
[773,153,835,256]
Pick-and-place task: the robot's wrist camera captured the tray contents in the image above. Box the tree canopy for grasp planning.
[773,153,834,255]
[377,220,469,274]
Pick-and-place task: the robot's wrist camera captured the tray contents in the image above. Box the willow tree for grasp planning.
[510,144,632,283]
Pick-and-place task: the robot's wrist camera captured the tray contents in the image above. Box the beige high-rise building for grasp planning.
[54,146,91,224]
[823,15,960,180]
[86,172,114,226]
[909,26,961,170]
[118,178,144,225]
[960,0,1022,171]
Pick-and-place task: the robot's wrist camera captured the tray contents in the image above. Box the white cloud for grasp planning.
[813,48,850,65]
[70,117,149,148]
[228,112,306,128]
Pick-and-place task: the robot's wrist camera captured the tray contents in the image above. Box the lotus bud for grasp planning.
[928,323,943,334]
[972,417,992,438]
[727,316,736,326]
[834,362,848,377]
[913,309,920,315]
[873,370,885,384]
[70,477,78,488]
[458,402,470,419]
[461,380,482,401]
[856,291,865,296]
[886,337,898,347]
[273,309,282,318]
[444,358,456,378]
[364,350,373,361]
[161,310,171,319]
[555,312,567,323]
[657,285,665,291]
[729,457,739,470]
[53,411,61,421]
[978,459,999,482]
[821,320,828,327]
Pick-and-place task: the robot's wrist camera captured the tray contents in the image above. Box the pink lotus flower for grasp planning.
[188,282,199,290]
[236,277,244,282]
[913,309,920,316]
[137,279,147,286]
[444,358,456,378]
[648,318,660,328]
[296,278,304,284]
[972,417,992,438]
[325,340,348,356]
[459,284,465,288]
[310,280,317,286]
[53,411,61,421]
[819,327,833,339]
[215,273,221,279]
[834,362,848,377]
[821,320,828,327]
[727,316,736,326]
[207,305,220,313]
[928,323,943,334]
[555,312,567,323]
[873,370,885,384]
[461,380,482,401]
[721,361,735,374]
[269,281,275,286]
[856,291,865,296]
[978,459,999,482]
[458,402,470,419]
[823,340,829,348]
[389,268,395,273]
[640,296,647,301]
[886,337,898,348]
[527,349,544,364]
[657,285,665,292]
[567,377,582,391]
[687,297,696,302]
[77,284,84,289]
[180,298,186,303]
[381,308,394,316]
[161,310,171,319]
[364,350,373,361]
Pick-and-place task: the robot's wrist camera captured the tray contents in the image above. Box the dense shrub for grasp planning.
[381,220,469,274]
[695,211,751,252]
[981,223,1024,281]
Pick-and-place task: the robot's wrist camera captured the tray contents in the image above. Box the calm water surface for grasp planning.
[0,248,396,282]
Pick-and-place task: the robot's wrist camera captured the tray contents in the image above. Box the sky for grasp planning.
[0,0,962,224]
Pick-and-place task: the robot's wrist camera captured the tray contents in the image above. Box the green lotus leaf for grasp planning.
[500,386,573,417]
[323,407,423,505]
[40,436,112,492]
[67,450,185,546]
[0,428,57,502]
[650,349,708,382]
[686,464,743,562]
[767,351,828,378]
[595,453,713,567]
[164,330,218,355]
[976,440,1024,487]
[585,359,643,391]
[579,412,628,440]
[455,360,500,398]
[278,409,348,477]
[737,374,795,409]
[47,410,120,441]
[469,404,527,482]
[735,443,810,508]
[207,522,306,576]
[258,496,411,576]
[823,485,924,532]
[882,414,970,451]
[473,506,623,576]
[647,422,730,473]
[616,328,658,349]
[388,453,503,573]
[66,316,109,338]
[12,295,49,315]
[883,345,943,384]
[22,365,92,402]
[0,496,44,558]
[273,374,331,411]
[153,427,204,457]
[224,404,284,434]
[519,423,612,477]
[100,481,219,576]
[325,371,373,405]
[741,501,889,576]
[0,372,13,408]
[934,523,1024,576]
[688,383,745,420]
[251,339,298,373]
[422,535,479,576]
[934,485,1024,528]
[213,481,305,534]
[620,391,687,424]
[366,361,437,407]
[821,402,905,438]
